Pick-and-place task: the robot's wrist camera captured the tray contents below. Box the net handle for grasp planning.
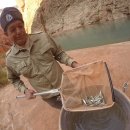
[104,62,115,102]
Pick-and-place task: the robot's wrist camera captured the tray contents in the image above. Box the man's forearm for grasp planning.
[10,78,27,93]
[7,66,27,93]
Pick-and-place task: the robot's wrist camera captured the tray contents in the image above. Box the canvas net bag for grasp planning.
[60,60,115,111]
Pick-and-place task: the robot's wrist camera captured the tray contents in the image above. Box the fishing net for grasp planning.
[60,60,115,111]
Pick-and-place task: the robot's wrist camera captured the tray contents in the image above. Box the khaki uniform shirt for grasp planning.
[6,32,74,98]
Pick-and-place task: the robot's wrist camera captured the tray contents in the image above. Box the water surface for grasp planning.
[53,18,130,51]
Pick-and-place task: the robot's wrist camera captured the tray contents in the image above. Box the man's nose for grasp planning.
[16,28,21,34]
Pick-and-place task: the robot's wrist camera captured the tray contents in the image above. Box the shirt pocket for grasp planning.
[16,60,30,76]
[37,42,54,64]
[39,42,53,54]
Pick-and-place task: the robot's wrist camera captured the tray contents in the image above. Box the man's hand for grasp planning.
[72,61,83,68]
[24,89,36,100]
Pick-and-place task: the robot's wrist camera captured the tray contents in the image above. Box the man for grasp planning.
[0,7,82,108]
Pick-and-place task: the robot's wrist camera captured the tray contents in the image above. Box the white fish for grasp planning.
[82,91,106,107]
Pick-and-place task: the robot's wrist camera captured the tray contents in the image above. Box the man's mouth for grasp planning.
[17,36,24,40]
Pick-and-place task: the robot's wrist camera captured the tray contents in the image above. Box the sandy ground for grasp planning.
[0,41,130,130]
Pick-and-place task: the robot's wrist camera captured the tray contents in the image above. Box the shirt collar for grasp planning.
[13,33,40,55]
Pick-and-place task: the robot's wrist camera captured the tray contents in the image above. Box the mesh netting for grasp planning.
[60,60,114,111]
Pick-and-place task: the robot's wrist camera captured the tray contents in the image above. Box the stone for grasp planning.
[15,0,129,35]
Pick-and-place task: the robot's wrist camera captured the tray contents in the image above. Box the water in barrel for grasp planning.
[68,103,125,130]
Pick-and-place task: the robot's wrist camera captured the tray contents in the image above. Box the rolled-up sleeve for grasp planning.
[6,66,27,93]
[46,34,75,67]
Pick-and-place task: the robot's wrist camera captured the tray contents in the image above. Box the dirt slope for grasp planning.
[0,41,130,130]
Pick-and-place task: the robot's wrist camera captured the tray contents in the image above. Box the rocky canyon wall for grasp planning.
[16,0,130,35]
[0,0,130,49]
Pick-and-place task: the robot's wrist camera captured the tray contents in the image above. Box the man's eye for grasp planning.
[10,29,15,32]
[19,25,23,28]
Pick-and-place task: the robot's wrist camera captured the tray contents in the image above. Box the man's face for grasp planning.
[5,20,28,46]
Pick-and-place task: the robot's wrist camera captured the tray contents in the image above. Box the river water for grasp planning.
[53,18,130,51]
